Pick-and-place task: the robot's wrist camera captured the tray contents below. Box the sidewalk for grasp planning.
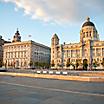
[0,71,104,82]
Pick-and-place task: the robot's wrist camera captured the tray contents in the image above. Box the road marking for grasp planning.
[0,81,104,97]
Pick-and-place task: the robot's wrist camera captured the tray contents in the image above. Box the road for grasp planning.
[0,75,104,104]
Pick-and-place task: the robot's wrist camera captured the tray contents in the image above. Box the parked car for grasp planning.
[0,68,7,72]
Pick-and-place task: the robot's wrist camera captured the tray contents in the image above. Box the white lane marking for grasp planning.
[0,81,104,97]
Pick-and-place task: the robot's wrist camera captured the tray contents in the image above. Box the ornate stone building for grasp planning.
[3,29,50,68]
[0,35,10,67]
[51,17,104,69]
[0,36,4,67]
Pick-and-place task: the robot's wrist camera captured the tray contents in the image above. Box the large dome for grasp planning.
[82,17,95,27]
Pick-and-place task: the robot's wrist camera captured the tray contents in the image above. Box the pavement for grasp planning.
[0,76,104,104]
[0,69,104,82]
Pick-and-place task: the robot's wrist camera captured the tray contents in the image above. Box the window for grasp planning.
[102,48,104,56]
[96,48,101,56]
[83,32,85,38]
[71,50,76,57]
[92,49,95,57]
[86,32,88,37]
[97,58,99,61]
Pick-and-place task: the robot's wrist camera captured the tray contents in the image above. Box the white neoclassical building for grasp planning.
[51,17,104,70]
[3,29,50,68]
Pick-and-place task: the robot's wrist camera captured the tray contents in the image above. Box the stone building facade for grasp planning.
[51,17,104,69]
[3,30,50,68]
[0,35,10,67]
[0,36,4,67]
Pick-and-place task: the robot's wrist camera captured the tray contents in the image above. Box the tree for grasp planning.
[24,61,27,68]
[71,63,75,70]
[76,60,79,69]
[42,62,50,68]
[0,60,3,67]
[93,59,99,69]
[34,62,50,69]
[29,61,33,67]
[51,60,55,67]
[66,58,70,67]
[38,62,46,68]
[12,61,15,68]
[101,58,104,68]
[83,59,88,70]
[34,62,39,68]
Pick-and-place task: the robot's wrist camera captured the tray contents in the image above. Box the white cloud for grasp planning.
[1,0,104,23]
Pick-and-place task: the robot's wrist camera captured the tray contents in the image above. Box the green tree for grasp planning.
[0,60,3,67]
[66,58,70,67]
[42,62,50,68]
[34,62,39,68]
[93,59,99,69]
[101,58,104,68]
[29,61,33,67]
[51,60,55,67]
[83,59,88,70]
[71,63,75,70]
[39,62,43,68]
[76,60,79,69]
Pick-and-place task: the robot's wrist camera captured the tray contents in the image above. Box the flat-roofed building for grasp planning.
[0,35,10,67]
[3,29,50,68]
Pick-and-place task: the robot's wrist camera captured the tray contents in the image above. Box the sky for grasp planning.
[0,0,104,47]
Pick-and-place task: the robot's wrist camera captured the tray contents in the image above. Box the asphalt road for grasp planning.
[0,76,104,104]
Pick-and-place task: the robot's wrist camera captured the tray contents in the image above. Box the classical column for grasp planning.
[101,48,103,57]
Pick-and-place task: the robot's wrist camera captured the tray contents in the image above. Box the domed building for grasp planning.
[51,17,104,70]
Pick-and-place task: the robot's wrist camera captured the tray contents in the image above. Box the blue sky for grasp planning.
[0,0,104,46]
